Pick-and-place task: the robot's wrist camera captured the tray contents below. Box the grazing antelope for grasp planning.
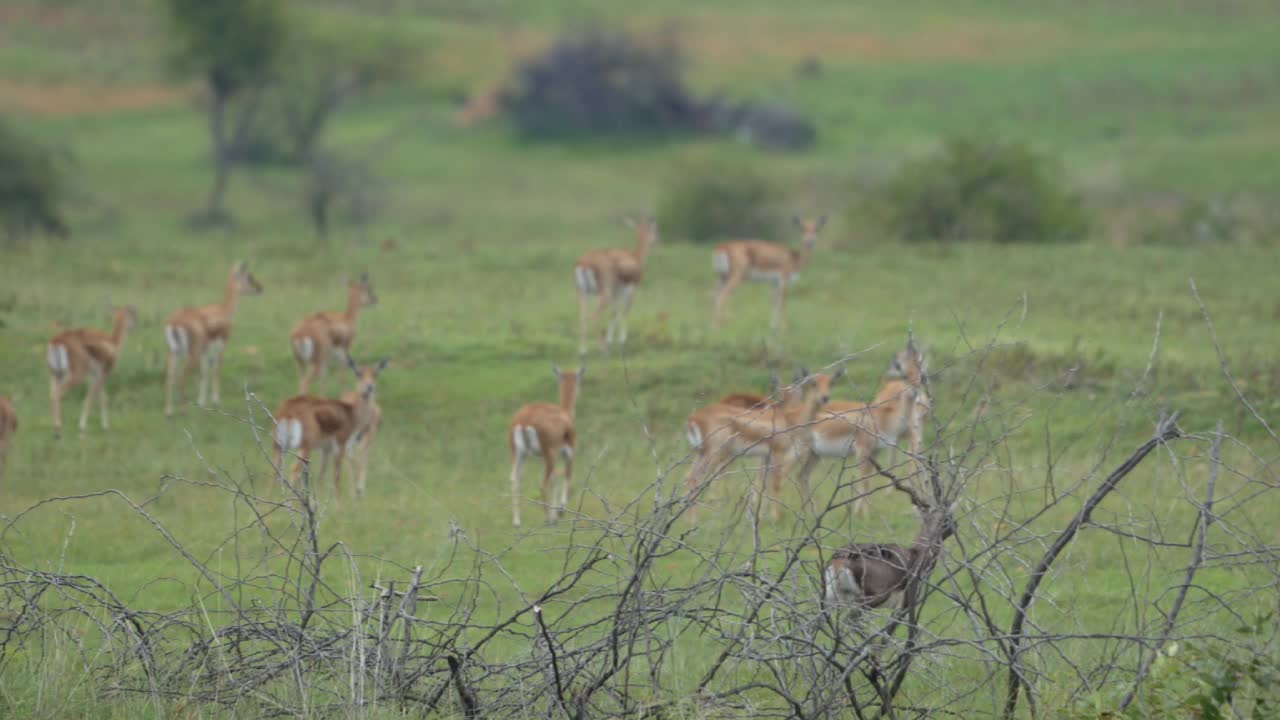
[684,366,843,521]
[710,215,826,331]
[509,364,585,527]
[290,273,378,394]
[0,396,17,480]
[273,355,389,503]
[46,305,137,436]
[573,217,659,353]
[824,488,957,615]
[795,340,930,517]
[164,261,264,416]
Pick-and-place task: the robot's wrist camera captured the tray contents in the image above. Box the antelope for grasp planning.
[824,485,958,615]
[339,360,384,499]
[290,273,378,394]
[795,340,930,517]
[0,396,17,480]
[46,305,137,436]
[164,261,264,416]
[710,215,826,331]
[273,355,388,503]
[573,217,659,353]
[509,364,585,527]
[684,366,843,522]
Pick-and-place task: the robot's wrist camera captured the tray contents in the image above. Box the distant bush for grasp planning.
[657,153,786,243]
[502,29,698,138]
[0,120,69,240]
[1141,197,1254,246]
[704,96,816,152]
[876,136,1088,243]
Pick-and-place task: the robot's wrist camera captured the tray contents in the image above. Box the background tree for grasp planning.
[164,0,287,224]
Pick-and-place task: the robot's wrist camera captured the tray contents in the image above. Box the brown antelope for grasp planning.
[710,215,826,331]
[0,396,17,480]
[573,218,659,353]
[290,273,378,394]
[824,484,958,615]
[46,305,137,436]
[714,370,789,411]
[795,340,930,517]
[273,355,388,502]
[509,364,585,527]
[684,367,843,521]
[164,261,263,415]
[339,361,384,499]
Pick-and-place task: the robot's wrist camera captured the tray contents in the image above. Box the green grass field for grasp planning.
[1,0,1279,717]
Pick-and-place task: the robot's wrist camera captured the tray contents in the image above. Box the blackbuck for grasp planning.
[574,218,659,353]
[164,261,264,415]
[273,355,388,503]
[0,396,17,480]
[711,215,826,331]
[796,340,930,517]
[685,366,843,522]
[824,478,958,615]
[47,305,137,436]
[290,273,378,394]
[509,364,584,527]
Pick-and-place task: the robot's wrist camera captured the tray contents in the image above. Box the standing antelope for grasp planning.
[164,261,264,416]
[795,340,930,517]
[509,364,585,527]
[574,218,659,353]
[273,355,388,503]
[47,305,137,436]
[0,396,17,480]
[824,487,957,615]
[290,273,378,394]
[710,215,826,331]
[684,367,842,521]
[339,360,384,499]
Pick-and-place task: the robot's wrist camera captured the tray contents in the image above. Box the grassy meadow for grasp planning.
[1,0,1279,716]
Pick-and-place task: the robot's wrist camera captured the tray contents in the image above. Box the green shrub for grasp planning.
[657,153,786,244]
[503,29,697,139]
[876,136,1088,244]
[0,120,69,240]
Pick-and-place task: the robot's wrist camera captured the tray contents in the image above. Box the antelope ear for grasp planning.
[815,215,828,231]
[576,364,586,381]
[552,364,562,380]
[346,353,360,376]
[831,364,847,381]
[791,215,804,229]
[235,260,248,273]
[375,357,391,374]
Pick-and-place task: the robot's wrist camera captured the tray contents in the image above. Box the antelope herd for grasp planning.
[0,217,952,616]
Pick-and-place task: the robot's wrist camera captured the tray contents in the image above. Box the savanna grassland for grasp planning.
[1,1,1279,717]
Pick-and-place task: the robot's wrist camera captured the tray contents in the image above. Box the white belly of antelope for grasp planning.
[812,432,856,458]
[747,270,799,284]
